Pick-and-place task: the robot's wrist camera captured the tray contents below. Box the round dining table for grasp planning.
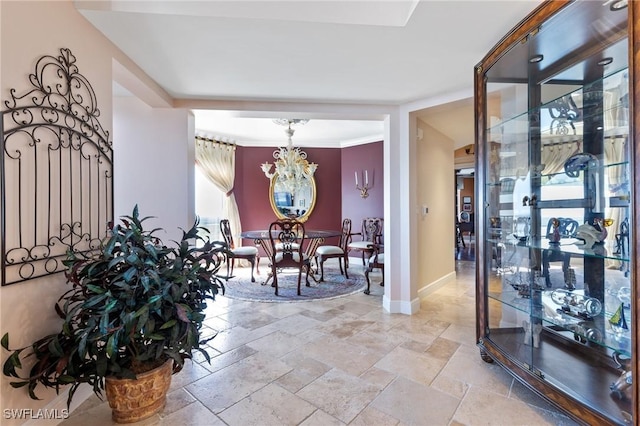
[240,229,342,285]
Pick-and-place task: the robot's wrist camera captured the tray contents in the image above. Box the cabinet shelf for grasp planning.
[486,67,629,134]
[488,238,632,263]
[488,288,632,358]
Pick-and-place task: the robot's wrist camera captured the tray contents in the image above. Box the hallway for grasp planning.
[64,260,577,425]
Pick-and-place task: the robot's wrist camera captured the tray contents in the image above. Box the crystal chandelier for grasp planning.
[261,119,318,194]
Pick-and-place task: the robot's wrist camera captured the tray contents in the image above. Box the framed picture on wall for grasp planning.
[462,203,472,212]
[463,196,472,204]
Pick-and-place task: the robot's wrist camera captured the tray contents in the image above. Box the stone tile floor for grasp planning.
[63,259,578,426]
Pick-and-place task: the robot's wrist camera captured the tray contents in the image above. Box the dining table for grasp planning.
[240,229,342,286]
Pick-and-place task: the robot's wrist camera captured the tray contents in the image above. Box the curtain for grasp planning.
[541,139,580,175]
[195,137,243,248]
[604,136,628,270]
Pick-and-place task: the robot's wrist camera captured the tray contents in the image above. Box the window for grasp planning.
[195,165,225,241]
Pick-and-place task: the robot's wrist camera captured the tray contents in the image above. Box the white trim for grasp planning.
[340,134,384,148]
[417,271,456,300]
[383,294,420,314]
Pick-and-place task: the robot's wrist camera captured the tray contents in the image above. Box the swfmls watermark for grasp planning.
[3,408,70,420]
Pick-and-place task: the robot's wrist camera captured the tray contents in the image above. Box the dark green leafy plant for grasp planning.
[2,206,230,407]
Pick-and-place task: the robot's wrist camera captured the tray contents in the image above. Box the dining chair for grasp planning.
[348,217,383,266]
[268,219,311,295]
[364,243,384,295]
[220,219,259,282]
[315,218,351,282]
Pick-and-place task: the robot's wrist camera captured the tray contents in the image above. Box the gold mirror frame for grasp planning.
[268,175,316,222]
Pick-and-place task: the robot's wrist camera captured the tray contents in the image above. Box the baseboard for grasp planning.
[417,271,456,300]
[383,294,420,314]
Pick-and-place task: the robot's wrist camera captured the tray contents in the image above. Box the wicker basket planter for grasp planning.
[105,359,173,423]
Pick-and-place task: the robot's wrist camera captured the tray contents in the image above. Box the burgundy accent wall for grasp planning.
[341,141,384,231]
[235,146,343,248]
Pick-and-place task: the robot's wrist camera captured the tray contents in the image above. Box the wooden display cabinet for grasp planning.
[474,1,638,424]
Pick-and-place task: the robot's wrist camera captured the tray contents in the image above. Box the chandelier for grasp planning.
[261,119,318,194]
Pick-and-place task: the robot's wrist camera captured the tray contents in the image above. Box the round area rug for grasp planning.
[221,264,367,302]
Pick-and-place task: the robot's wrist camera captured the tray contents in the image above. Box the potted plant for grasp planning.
[2,206,230,423]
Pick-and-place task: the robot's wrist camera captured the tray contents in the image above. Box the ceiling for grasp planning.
[77,0,543,148]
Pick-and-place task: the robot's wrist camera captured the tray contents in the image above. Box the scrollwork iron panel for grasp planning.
[1,48,113,285]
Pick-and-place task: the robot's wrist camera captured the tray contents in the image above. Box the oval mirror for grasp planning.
[268,175,316,222]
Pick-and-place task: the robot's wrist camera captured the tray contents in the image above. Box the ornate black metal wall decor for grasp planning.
[547,95,581,135]
[1,48,113,285]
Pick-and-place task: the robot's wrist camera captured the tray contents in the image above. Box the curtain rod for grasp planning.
[195,135,236,147]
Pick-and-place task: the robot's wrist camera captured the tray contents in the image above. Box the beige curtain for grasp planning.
[195,137,243,248]
[541,139,580,175]
[604,136,628,269]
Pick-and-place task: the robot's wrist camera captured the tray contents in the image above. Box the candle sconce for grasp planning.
[355,169,372,199]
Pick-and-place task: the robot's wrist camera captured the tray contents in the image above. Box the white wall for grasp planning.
[113,96,195,243]
[0,2,115,423]
[416,118,456,296]
[0,1,174,422]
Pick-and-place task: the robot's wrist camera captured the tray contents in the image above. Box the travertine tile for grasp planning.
[438,344,514,397]
[299,409,345,426]
[374,346,448,386]
[294,328,327,343]
[452,386,560,426]
[63,261,574,426]
[430,373,469,399]
[347,329,406,355]
[188,344,222,364]
[299,307,348,321]
[399,338,431,353]
[161,388,196,417]
[300,335,385,376]
[202,314,232,332]
[62,400,161,426]
[168,360,212,391]
[207,324,274,353]
[439,323,476,346]
[426,336,461,360]
[159,400,225,425]
[218,383,316,425]
[296,369,380,423]
[349,406,401,426]
[334,300,380,316]
[186,353,292,413]
[259,313,323,336]
[68,394,104,416]
[276,352,332,393]
[370,376,460,425]
[60,401,114,426]
[198,344,257,373]
[246,330,308,357]
[389,317,451,345]
[217,308,280,330]
[256,301,307,319]
[360,312,406,332]
[320,318,376,339]
[358,366,397,389]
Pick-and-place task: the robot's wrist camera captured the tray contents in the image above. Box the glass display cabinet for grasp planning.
[474,1,638,424]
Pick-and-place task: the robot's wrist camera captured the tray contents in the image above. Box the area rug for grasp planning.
[221,263,367,302]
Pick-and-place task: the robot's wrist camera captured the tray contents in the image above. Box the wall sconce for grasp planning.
[355,170,372,198]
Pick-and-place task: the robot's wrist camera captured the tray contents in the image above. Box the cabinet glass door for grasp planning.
[481,1,632,423]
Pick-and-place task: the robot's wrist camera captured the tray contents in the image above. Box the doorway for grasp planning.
[455,168,475,261]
